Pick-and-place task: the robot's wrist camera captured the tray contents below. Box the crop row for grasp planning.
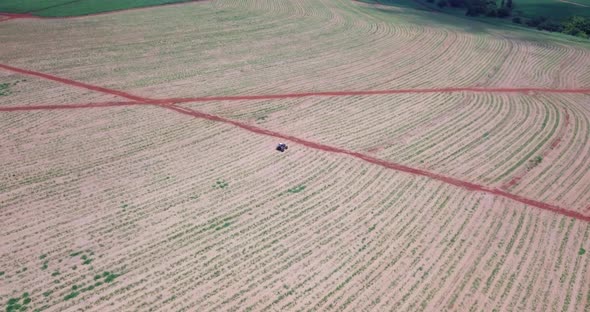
[2,103,589,310]
[0,72,127,107]
[2,0,589,103]
[179,90,590,213]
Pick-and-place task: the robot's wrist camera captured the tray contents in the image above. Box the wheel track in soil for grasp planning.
[1,63,590,222]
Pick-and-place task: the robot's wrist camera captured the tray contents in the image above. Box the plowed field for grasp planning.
[1,0,590,311]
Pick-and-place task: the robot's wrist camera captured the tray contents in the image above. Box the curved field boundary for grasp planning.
[0,0,203,21]
[0,13,35,22]
[0,13,36,18]
[1,63,590,222]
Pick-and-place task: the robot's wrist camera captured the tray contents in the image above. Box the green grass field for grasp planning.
[0,0,193,17]
[370,0,590,44]
[513,0,590,20]
[395,0,590,20]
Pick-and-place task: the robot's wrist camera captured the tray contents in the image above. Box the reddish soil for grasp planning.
[2,62,589,105]
[501,110,571,190]
[165,104,590,222]
[159,87,590,104]
[2,2,590,310]
[0,13,36,18]
[0,13,35,23]
[1,62,589,222]
[0,64,150,102]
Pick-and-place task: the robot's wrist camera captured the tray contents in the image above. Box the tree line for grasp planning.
[425,0,590,39]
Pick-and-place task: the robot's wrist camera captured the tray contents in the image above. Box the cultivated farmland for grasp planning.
[1,0,590,311]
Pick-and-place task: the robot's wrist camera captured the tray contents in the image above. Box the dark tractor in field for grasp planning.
[276,143,288,152]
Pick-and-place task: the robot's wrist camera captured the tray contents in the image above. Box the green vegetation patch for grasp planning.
[580,247,586,255]
[163,295,177,304]
[104,272,119,283]
[511,0,590,20]
[0,0,72,13]
[420,0,590,20]
[205,217,234,233]
[215,222,231,231]
[100,271,118,282]
[69,250,94,265]
[386,0,590,39]
[0,0,197,17]
[0,80,25,96]
[0,83,12,96]
[88,271,120,285]
[69,251,83,257]
[528,155,543,168]
[5,292,32,312]
[213,180,229,189]
[287,185,306,193]
[63,291,79,301]
[59,271,121,301]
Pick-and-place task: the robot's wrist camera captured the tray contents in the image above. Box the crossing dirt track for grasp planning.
[2,0,590,311]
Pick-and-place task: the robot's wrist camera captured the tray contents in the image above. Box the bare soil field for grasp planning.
[1,0,590,311]
[180,92,590,214]
[0,71,130,107]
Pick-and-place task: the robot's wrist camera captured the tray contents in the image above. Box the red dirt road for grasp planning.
[0,13,35,23]
[0,64,150,102]
[158,87,590,103]
[165,104,590,223]
[2,62,590,104]
[1,62,590,222]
